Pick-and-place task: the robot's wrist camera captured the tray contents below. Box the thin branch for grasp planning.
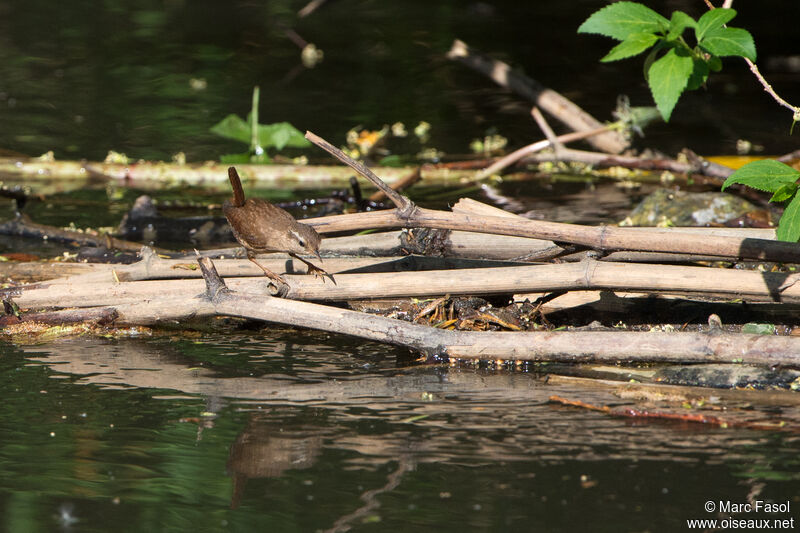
[298,0,327,17]
[519,147,734,180]
[704,0,799,118]
[473,125,612,180]
[744,58,799,116]
[305,131,411,210]
[531,107,563,152]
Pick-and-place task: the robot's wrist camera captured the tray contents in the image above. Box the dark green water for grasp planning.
[2,1,800,531]
[1,0,799,161]
[2,334,799,532]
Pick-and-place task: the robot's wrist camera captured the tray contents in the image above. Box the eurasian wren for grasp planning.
[223,166,328,284]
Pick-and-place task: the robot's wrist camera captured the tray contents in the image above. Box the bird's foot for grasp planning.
[291,253,336,284]
[306,263,335,283]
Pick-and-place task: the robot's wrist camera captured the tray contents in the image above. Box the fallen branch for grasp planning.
[0,158,473,187]
[548,395,796,431]
[306,206,798,263]
[0,306,118,326]
[0,214,164,253]
[520,147,734,180]
[106,256,800,367]
[9,259,800,311]
[546,374,800,406]
[301,133,787,262]
[446,39,628,154]
[8,256,800,367]
[474,125,613,180]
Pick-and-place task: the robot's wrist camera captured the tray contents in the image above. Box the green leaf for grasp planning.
[741,322,776,335]
[601,32,659,62]
[770,183,798,203]
[777,194,800,242]
[721,160,800,193]
[209,114,251,144]
[578,1,669,41]
[211,114,310,151]
[686,59,709,91]
[647,48,694,121]
[255,121,311,150]
[707,55,723,72]
[642,45,662,80]
[696,8,737,41]
[701,27,756,61]
[667,11,696,40]
[378,155,406,167]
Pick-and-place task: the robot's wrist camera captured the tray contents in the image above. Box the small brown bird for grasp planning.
[223,166,329,284]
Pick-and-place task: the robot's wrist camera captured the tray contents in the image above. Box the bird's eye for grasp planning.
[290,230,306,248]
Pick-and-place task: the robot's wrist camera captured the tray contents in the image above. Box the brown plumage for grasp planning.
[223,166,328,284]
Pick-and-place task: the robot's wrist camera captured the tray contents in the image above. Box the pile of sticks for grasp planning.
[3,131,800,369]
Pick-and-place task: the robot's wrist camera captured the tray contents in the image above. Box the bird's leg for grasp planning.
[247,251,287,285]
[289,253,335,284]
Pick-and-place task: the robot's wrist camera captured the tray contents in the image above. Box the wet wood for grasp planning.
[520,147,734,180]
[0,306,118,326]
[545,374,800,406]
[0,214,161,253]
[0,158,472,188]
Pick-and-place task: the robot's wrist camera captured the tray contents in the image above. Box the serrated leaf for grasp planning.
[209,114,251,144]
[667,11,696,40]
[601,32,659,62]
[578,1,669,41]
[777,195,800,242]
[696,8,737,41]
[770,183,798,203]
[647,48,694,121]
[686,59,710,90]
[701,27,756,61]
[721,160,800,193]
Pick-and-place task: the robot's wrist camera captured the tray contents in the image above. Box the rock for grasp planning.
[621,188,760,227]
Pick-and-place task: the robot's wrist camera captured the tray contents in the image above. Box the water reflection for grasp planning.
[227,412,324,509]
[11,334,799,531]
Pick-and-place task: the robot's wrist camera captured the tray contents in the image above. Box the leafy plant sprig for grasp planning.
[578,2,756,121]
[722,160,800,242]
[210,86,309,164]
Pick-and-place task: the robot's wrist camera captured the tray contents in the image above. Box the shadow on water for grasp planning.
[1,333,797,531]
